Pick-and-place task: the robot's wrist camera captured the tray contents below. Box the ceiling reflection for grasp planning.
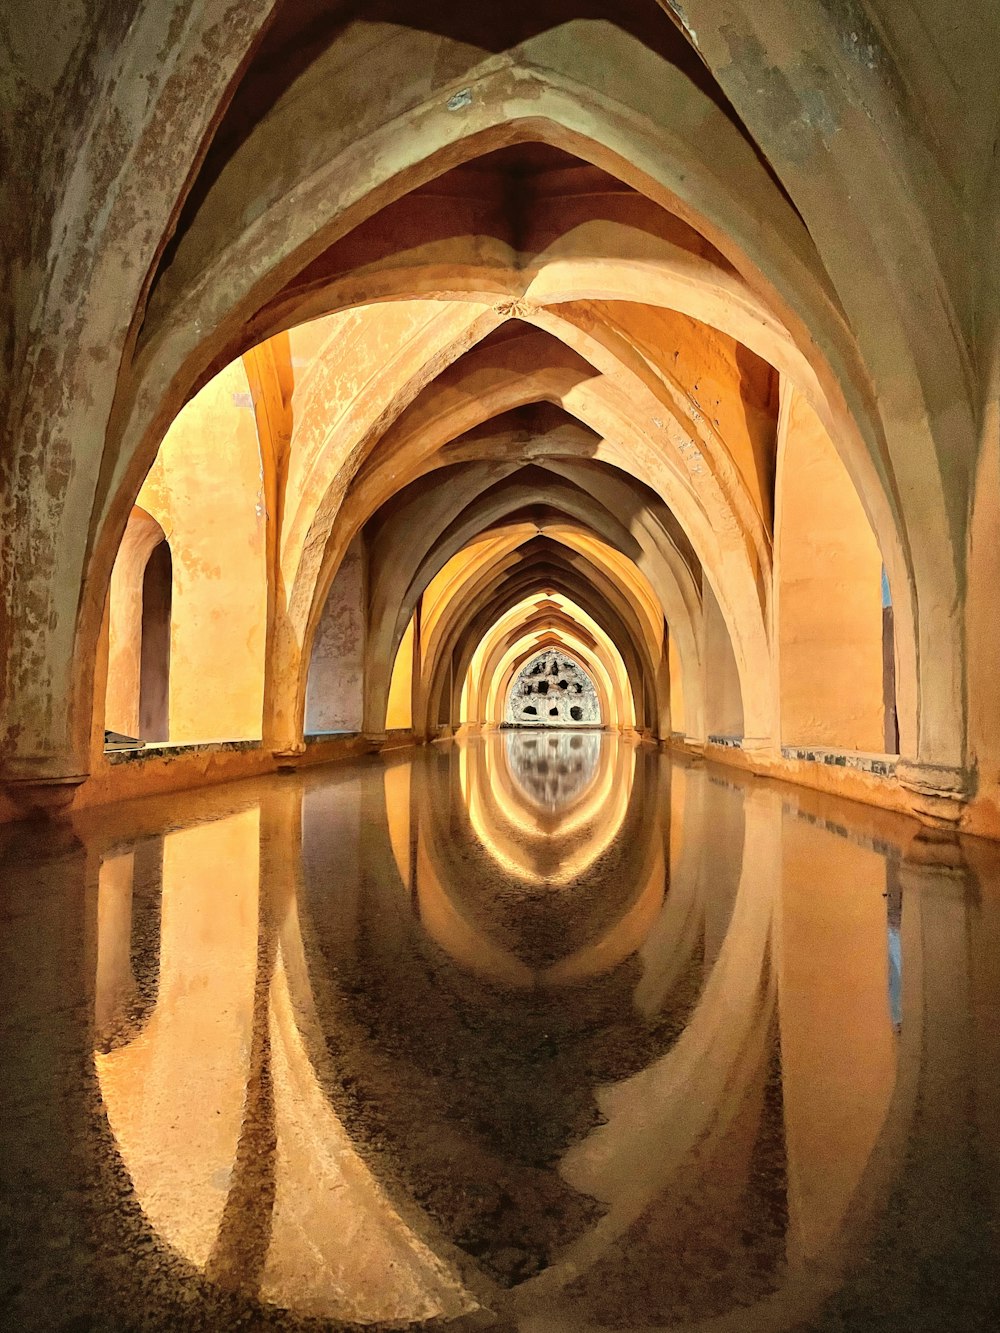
[72,737,1000,1328]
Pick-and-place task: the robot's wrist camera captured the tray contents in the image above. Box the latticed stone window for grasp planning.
[504,649,602,726]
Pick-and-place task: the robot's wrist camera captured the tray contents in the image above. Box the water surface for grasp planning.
[2,733,999,1330]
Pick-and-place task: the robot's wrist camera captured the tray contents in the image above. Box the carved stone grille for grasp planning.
[504,649,602,726]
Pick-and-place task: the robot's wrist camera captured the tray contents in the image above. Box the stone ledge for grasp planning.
[665,734,922,825]
[105,738,261,765]
[780,746,898,777]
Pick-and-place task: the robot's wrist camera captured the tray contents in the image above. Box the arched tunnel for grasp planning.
[3,2,1000,1329]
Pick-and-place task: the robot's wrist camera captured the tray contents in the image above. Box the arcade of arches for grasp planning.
[2,1,1000,835]
[8,7,1000,1330]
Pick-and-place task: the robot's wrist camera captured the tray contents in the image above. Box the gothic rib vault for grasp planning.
[1,0,999,835]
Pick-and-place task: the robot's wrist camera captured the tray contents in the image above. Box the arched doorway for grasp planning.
[138,541,172,742]
[104,507,172,745]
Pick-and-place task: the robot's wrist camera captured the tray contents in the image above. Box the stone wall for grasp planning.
[305,537,366,733]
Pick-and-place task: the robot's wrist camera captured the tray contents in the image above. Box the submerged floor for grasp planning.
[2,733,1000,1330]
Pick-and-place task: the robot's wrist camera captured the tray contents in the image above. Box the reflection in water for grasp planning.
[3,736,1000,1329]
[504,729,602,810]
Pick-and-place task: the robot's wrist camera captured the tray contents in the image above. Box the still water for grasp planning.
[2,733,1000,1330]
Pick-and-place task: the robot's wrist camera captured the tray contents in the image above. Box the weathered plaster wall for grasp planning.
[306,535,365,734]
[0,0,143,395]
[0,0,275,789]
[134,360,267,743]
[776,388,884,752]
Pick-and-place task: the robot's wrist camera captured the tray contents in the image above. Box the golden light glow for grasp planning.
[463,731,638,883]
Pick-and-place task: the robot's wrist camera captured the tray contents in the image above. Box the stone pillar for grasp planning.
[653,633,671,742]
[410,601,428,743]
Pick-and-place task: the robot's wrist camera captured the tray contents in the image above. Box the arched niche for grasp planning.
[103,358,269,748]
[139,542,172,742]
[135,359,268,744]
[105,507,170,742]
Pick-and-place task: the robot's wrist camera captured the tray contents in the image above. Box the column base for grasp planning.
[2,774,87,819]
[271,741,306,758]
[895,759,972,826]
[663,733,706,756]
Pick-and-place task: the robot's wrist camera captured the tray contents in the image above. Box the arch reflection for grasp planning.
[88,738,938,1328]
[420,732,660,987]
[461,730,637,884]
